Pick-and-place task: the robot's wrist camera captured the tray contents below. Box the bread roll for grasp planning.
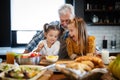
[66,62,92,72]
[80,63,92,71]
[81,61,94,69]
[75,56,105,68]
[66,62,84,72]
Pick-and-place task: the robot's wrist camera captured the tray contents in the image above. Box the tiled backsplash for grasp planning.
[87,26,120,49]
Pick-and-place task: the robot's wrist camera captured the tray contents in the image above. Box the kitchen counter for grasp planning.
[98,48,120,53]
[98,48,120,56]
[108,48,120,53]
[0,47,25,55]
[0,47,120,55]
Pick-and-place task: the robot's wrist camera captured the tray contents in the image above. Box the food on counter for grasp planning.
[63,56,105,73]
[5,67,39,79]
[0,63,16,73]
[45,55,59,63]
[15,52,41,65]
[81,61,94,69]
[108,54,120,80]
[56,62,108,80]
[66,57,105,73]
[21,54,30,58]
[30,52,40,57]
[2,65,46,80]
[20,52,40,58]
[66,62,92,72]
[15,52,41,59]
[75,56,105,68]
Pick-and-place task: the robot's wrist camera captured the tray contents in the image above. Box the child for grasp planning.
[33,23,61,56]
[66,17,96,59]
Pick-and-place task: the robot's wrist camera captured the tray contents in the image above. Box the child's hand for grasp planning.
[33,43,44,52]
[38,42,44,50]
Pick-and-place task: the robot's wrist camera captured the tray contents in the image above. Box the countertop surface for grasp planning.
[0,47,120,55]
[98,48,120,54]
[0,47,25,55]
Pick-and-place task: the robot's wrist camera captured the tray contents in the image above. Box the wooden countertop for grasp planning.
[49,73,69,80]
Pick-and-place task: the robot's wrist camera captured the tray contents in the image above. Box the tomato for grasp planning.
[30,52,41,57]
[30,53,36,57]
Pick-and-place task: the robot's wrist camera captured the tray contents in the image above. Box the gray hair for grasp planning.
[58,4,75,19]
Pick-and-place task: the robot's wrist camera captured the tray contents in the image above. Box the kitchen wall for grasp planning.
[87,25,120,49]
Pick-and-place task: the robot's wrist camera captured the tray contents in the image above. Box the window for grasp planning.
[11,0,65,46]
[17,31,37,44]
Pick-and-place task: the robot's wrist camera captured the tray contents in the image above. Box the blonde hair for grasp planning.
[58,4,75,19]
[68,17,88,54]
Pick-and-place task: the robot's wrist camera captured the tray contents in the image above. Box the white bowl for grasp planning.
[45,55,59,63]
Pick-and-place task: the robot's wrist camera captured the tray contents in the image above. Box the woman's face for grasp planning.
[67,23,78,41]
[45,30,59,44]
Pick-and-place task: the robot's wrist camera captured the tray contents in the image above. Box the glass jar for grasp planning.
[92,15,99,23]
[111,35,116,49]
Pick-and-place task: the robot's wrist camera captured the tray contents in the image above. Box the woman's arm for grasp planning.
[87,36,96,55]
[66,38,77,59]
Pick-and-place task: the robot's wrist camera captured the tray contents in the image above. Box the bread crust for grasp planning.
[75,56,105,68]
[81,61,94,69]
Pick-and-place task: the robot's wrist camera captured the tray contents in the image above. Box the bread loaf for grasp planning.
[66,62,92,72]
[75,56,105,68]
[81,61,94,69]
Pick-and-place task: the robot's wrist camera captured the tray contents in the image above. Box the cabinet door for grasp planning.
[84,0,120,26]
[74,0,84,18]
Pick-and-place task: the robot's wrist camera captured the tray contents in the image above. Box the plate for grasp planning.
[0,65,46,80]
[0,63,16,76]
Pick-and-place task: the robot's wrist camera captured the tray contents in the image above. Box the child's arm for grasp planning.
[33,42,44,52]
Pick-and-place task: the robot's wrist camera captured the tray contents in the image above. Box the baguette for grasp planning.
[75,56,105,68]
[66,62,92,72]
[81,61,94,69]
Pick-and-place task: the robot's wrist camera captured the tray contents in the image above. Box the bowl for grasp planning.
[45,55,59,63]
[16,56,41,65]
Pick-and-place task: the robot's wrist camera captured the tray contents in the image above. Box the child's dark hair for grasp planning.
[43,23,61,34]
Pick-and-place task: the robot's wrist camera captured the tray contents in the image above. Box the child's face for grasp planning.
[68,23,78,41]
[45,30,59,44]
